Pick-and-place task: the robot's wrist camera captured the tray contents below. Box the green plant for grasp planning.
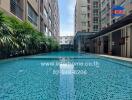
[0,11,19,58]
[46,37,60,51]
[0,10,60,59]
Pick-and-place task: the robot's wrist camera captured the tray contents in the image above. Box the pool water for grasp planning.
[0,51,132,100]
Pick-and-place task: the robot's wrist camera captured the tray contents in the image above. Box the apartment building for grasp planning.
[101,0,132,29]
[59,36,74,45]
[91,0,132,57]
[112,0,132,23]
[100,0,112,29]
[74,0,132,58]
[75,0,101,34]
[59,36,74,51]
[0,0,60,40]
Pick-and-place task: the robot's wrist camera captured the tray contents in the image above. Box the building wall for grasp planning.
[75,0,101,34]
[59,36,74,45]
[0,0,59,40]
[74,0,132,57]
[0,0,10,12]
[100,0,112,29]
[92,0,101,32]
[60,36,74,51]
[101,0,132,29]
[92,23,132,57]
[75,0,132,32]
[27,0,39,13]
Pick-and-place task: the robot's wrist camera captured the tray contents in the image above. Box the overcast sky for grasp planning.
[58,0,76,36]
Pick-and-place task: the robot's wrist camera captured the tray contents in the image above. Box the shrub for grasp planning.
[0,11,59,58]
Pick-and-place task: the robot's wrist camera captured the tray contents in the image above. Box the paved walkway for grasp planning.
[99,54,132,62]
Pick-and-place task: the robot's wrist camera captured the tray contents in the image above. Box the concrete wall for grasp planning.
[93,23,132,57]
[75,0,100,33]
[0,0,10,12]
[0,0,60,40]
[27,0,39,13]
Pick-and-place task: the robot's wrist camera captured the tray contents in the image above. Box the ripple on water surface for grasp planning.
[0,51,132,100]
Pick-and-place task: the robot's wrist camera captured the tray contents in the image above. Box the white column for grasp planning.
[78,37,81,52]
[109,33,112,52]
[100,37,104,54]
[97,38,100,53]
[126,25,131,57]
[130,25,132,57]
[122,28,126,57]
[125,27,127,57]
[121,29,123,57]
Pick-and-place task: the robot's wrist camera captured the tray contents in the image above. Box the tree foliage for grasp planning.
[0,11,59,58]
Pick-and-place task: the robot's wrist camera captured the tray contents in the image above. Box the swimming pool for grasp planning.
[0,51,132,100]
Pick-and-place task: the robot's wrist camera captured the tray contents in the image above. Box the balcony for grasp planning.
[10,0,23,20]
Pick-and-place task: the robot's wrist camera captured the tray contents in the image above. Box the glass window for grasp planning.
[49,18,51,27]
[87,5,90,10]
[82,22,86,26]
[44,26,48,36]
[88,21,90,27]
[82,30,86,32]
[93,17,98,23]
[93,10,99,16]
[81,6,87,13]
[87,0,90,3]
[44,7,48,18]
[82,14,87,19]
[10,0,23,19]
[43,24,46,33]
[49,5,51,16]
[49,31,52,36]
[93,25,98,31]
[93,1,99,8]
[87,13,90,18]
[28,4,38,26]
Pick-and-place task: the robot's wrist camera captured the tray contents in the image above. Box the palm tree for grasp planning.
[0,11,19,58]
[0,10,60,58]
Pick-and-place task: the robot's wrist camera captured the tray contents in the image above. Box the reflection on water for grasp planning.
[59,59,75,100]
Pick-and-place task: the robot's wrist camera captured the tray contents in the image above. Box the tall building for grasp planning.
[0,0,60,40]
[59,36,74,45]
[59,36,74,51]
[112,0,132,23]
[101,0,132,30]
[74,0,132,57]
[92,0,132,57]
[100,0,112,29]
[75,0,101,34]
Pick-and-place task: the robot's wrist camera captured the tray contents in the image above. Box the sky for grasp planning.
[58,0,76,36]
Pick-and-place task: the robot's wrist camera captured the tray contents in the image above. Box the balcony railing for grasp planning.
[10,0,23,20]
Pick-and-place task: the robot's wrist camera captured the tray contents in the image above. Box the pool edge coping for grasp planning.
[98,55,132,63]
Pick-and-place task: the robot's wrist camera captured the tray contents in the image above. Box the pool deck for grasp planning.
[98,54,132,62]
